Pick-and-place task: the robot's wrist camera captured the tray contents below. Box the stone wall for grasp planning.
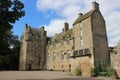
[19,25,47,70]
[19,30,27,70]
[91,10,109,66]
[110,42,120,78]
[71,56,91,77]
[46,38,73,71]
[20,2,109,77]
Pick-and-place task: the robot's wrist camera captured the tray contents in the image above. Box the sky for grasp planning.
[13,0,120,47]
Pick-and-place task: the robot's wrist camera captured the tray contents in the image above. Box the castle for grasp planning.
[110,41,120,78]
[19,2,109,77]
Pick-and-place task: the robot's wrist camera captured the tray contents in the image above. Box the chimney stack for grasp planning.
[25,23,28,28]
[78,13,83,17]
[92,1,99,10]
[64,22,69,32]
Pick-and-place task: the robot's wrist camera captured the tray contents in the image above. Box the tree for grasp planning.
[0,35,20,70]
[0,0,25,70]
[0,0,25,55]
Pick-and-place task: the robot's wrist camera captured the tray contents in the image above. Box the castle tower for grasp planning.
[71,2,109,76]
[19,24,47,70]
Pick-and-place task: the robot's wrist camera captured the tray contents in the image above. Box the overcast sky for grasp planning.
[13,0,120,46]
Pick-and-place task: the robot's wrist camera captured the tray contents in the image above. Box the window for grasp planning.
[61,52,64,60]
[80,22,82,26]
[35,42,38,48]
[48,54,50,61]
[36,34,39,39]
[79,50,83,56]
[67,40,70,45]
[80,39,83,46]
[34,58,38,63]
[84,49,90,55]
[80,29,83,36]
[67,51,70,59]
[53,52,56,61]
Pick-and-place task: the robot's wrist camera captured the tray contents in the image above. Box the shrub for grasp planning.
[91,67,98,77]
[76,68,82,76]
[106,66,116,77]
[98,72,107,76]
[91,68,95,77]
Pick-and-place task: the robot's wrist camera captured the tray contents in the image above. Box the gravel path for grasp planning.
[0,71,116,80]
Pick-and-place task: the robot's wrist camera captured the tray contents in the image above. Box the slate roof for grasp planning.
[49,29,73,44]
[73,10,94,25]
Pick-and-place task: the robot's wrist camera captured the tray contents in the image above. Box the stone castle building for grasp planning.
[19,2,109,77]
[110,41,120,78]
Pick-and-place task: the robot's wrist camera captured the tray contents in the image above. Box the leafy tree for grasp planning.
[9,35,20,70]
[0,0,25,55]
[0,0,25,70]
[0,35,20,70]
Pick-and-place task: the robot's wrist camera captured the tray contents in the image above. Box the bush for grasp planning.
[98,72,107,76]
[91,68,96,77]
[76,68,82,76]
[91,67,99,77]
[106,66,116,77]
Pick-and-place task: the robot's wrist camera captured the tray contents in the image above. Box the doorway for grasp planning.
[28,64,32,70]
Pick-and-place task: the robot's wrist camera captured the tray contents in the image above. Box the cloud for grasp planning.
[36,0,120,46]
[44,19,65,36]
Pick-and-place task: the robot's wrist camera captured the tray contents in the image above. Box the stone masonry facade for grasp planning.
[110,41,120,78]
[19,2,109,77]
[19,25,47,70]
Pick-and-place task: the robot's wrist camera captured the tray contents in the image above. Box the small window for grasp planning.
[53,52,56,61]
[80,22,82,26]
[34,58,38,63]
[80,39,83,46]
[67,51,70,59]
[61,52,64,60]
[80,29,83,36]
[35,42,38,48]
[48,54,50,61]
[36,35,39,39]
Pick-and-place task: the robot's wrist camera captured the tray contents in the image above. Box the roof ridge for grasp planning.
[73,10,94,25]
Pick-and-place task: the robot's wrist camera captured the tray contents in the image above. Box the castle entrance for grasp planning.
[69,64,71,72]
[28,64,32,70]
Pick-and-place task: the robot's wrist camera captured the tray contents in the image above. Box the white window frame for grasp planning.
[61,52,64,60]
[80,39,83,46]
[80,29,83,36]
[67,51,70,60]
[80,22,82,26]
[53,52,56,61]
